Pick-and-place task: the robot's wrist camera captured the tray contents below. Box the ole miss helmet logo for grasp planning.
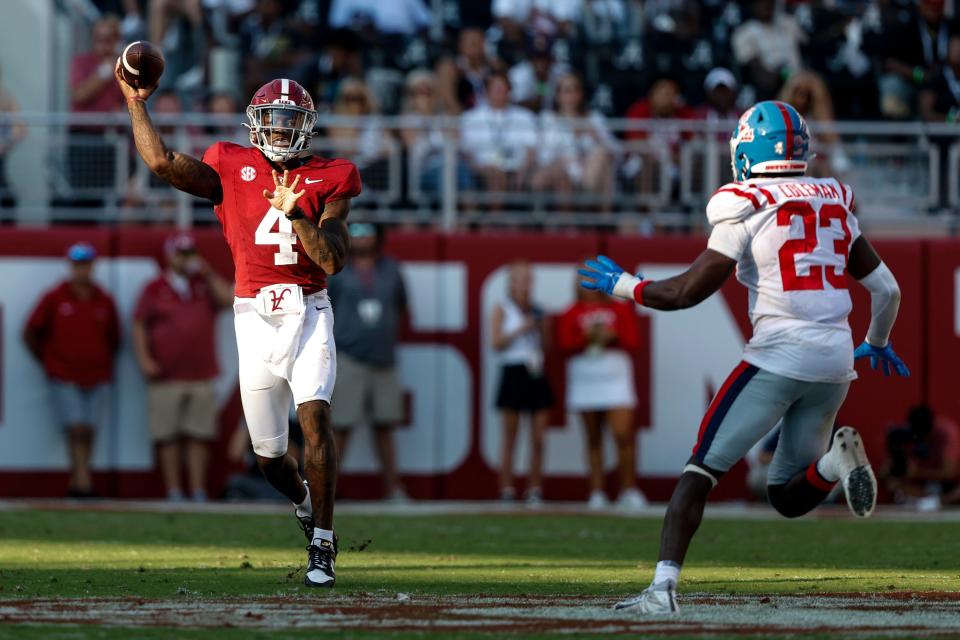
[270,288,290,312]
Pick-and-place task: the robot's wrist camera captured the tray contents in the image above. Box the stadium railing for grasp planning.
[3,112,958,234]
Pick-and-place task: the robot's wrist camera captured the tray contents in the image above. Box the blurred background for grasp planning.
[0,0,958,510]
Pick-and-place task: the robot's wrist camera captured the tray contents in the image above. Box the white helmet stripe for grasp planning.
[281,78,289,96]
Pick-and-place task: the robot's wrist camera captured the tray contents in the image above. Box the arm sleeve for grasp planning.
[326,163,362,202]
[857,261,901,347]
[707,222,751,261]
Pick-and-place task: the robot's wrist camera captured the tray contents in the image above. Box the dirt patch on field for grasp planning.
[1,592,959,636]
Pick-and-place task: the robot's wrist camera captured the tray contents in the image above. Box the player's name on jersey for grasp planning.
[776,182,841,200]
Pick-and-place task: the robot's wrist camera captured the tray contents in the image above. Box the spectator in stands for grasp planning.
[509,35,569,113]
[203,92,246,143]
[884,404,960,510]
[623,78,694,201]
[920,36,960,122]
[0,65,26,211]
[148,0,206,93]
[327,78,391,191]
[880,0,958,119]
[557,277,645,511]
[399,69,474,197]
[238,0,306,99]
[327,0,432,37]
[436,27,500,113]
[697,67,740,125]
[731,0,806,100]
[71,15,124,114]
[533,72,618,210]
[291,28,364,109]
[491,260,553,505]
[778,70,847,176]
[132,233,233,501]
[24,243,120,498]
[491,0,579,64]
[328,223,410,502]
[460,72,539,209]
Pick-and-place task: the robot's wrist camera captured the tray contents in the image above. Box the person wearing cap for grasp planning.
[696,68,741,144]
[23,242,120,498]
[327,223,410,502]
[132,233,234,501]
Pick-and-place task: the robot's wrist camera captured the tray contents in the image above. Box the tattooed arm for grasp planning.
[115,61,223,203]
[264,170,351,275]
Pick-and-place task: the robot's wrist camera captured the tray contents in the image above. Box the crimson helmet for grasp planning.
[245,79,317,162]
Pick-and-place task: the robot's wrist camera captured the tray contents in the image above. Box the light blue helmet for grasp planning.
[730,101,810,181]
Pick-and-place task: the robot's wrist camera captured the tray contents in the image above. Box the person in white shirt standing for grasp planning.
[580,100,910,614]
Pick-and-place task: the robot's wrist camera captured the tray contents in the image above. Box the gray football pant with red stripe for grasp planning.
[689,363,850,485]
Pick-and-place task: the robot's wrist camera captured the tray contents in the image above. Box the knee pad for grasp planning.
[252,433,288,459]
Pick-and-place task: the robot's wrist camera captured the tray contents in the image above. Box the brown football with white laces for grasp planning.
[118,41,164,89]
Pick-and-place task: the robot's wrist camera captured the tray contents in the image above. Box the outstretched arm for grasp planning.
[579,250,737,310]
[264,170,351,275]
[848,236,909,376]
[116,62,223,203]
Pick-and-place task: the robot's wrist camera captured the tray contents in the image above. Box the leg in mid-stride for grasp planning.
[614,364,873,614]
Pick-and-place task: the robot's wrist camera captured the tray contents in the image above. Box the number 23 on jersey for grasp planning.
[777,202,852,291]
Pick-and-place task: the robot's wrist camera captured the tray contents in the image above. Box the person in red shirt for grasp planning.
[133,233,234,502]
[119,67,358,587]
[71,16,124,115]
[556,282,646,511]
[23,243,120,498]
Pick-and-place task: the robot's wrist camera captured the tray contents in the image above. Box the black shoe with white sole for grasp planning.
[304,535,338,588]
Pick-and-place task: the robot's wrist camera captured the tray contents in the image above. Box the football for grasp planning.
[118,41,164,89]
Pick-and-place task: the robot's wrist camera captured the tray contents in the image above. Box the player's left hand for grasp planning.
[263,169,305,216]
[854,341,910,377]
[578,255,642,299]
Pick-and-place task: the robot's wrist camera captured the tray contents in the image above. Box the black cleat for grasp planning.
[304,534,338,588]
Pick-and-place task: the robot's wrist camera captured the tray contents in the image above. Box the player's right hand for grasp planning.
[854,341,910,377]
[114,57,158,101]
[263,169,306,216]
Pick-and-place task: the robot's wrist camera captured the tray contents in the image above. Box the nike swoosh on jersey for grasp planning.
[304,178,324,184]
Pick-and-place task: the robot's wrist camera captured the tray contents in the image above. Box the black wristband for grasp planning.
[285,208,305,221]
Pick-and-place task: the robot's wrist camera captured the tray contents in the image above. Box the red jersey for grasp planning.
[25,282,120,386]
[556,299,640,354]
[134,274,220,381]
[201,142,362,298]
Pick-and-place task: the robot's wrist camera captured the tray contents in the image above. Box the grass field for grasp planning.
[1,503,959,638]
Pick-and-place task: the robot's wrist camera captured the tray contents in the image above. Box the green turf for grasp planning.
[0,508,957,638]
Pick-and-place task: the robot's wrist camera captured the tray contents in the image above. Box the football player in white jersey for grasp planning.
[579,101,909,614]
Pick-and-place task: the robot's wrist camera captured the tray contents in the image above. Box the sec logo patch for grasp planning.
[240,166,257,182]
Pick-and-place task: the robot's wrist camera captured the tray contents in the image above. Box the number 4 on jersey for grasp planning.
[777,202,851,291]
[255,206,298,266]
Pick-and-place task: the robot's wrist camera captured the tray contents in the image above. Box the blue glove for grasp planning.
[578,255,631,295]
[854,341,910,377]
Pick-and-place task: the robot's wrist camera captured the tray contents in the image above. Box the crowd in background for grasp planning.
[22,0,954,220]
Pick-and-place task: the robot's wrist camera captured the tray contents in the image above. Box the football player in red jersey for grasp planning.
[117,65,359,587]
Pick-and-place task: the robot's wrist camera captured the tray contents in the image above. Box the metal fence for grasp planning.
[3,112,960,232]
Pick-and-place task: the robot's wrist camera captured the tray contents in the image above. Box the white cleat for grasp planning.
[821,426,877,518]
[617,488,648,512]
[587,490,609,511]
[614,583,679,614]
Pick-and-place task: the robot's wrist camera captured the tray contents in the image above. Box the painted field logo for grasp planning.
[270,288,290,312]
[241,166,257,182]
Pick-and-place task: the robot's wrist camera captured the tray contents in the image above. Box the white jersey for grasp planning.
[706,176,861,383]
